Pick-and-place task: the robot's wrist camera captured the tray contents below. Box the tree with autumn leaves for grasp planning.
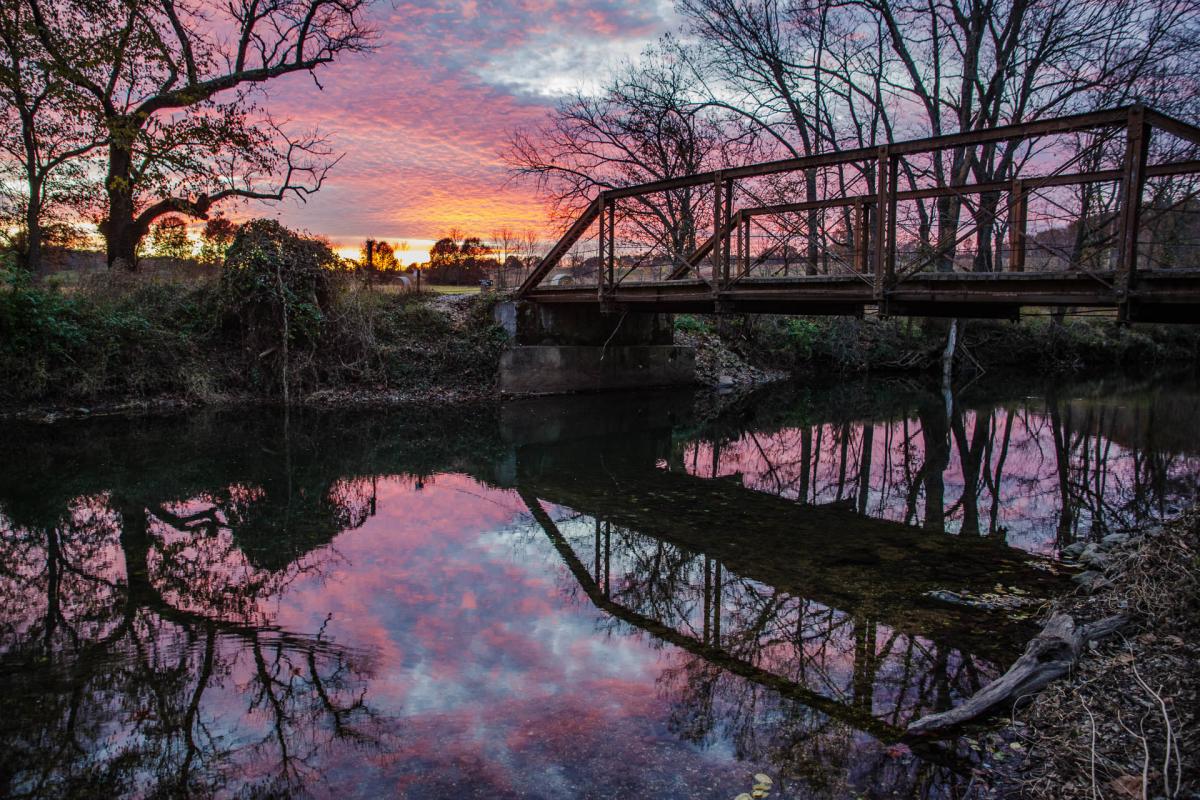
[0,0,377,272]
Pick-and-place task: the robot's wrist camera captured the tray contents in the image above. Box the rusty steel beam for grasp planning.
[522,269,1200,319]
[1116,106,1152,308]
[518,106,1200,299]
[1144,108,1200,147]
[604,107,1142,201]
[666,208,744,281]
[735,160,1200,219]
[517,196,601,297]
[663,158,1200,281]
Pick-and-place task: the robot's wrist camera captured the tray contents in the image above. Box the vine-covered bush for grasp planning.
[219,220,339,394]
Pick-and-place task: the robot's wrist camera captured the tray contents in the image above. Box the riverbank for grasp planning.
[676,312,1200,377]
[3,264,1199,419]
[966,510,1199,799]
[0,267,509,420]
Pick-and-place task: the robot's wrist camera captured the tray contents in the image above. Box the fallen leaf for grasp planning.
[1108,774,1143,799]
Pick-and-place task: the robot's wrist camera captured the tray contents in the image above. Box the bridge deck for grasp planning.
[524,268,1200,321]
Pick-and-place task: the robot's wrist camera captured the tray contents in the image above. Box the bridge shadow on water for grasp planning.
[0,373,1196,798]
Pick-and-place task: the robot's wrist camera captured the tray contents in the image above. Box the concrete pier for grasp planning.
[494,301,696,395]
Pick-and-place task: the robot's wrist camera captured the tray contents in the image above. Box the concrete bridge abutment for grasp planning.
[494,301,695,395]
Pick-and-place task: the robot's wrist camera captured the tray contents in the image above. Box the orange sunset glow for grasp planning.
[253,1,678,254]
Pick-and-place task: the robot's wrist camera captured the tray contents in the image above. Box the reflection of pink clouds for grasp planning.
[235,472,775,796]
[677,405,1199,554]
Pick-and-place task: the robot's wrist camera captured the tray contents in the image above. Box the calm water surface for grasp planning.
[1,374,1197,799]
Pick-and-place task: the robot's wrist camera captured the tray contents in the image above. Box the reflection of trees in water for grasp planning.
[532,506,987,798]
[0,406,504,798]
[0,478,388,799]
[677,390,1200,546]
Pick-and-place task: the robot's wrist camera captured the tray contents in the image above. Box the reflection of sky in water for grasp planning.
[1,381,1197,798]
[677,402,1200,555]
[258,475,788,796]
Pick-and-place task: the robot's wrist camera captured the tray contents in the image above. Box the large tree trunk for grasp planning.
[936,195,963,272]
[104,132,141,270]
[20,123,43,273]
[805,167,819,276]
[973,189,1000,272]
[23,178,42,273]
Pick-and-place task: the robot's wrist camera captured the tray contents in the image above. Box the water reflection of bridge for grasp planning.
[507,417,1067,755]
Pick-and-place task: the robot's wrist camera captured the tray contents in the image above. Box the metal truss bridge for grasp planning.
[516,105,1200,322]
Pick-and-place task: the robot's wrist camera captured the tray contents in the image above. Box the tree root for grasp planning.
[905,612,1127,737]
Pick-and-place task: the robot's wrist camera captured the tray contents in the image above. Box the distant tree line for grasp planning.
[423,229,543,286]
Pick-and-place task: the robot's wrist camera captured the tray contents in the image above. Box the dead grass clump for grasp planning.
[1003,511,1198,799]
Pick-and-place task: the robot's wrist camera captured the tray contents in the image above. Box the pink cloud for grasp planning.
[246,0,677,250]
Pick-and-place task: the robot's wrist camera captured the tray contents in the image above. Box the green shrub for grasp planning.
[674,314,710,334]
[219,220,339,395]
[782,318,822,360]
[0,264,221,402]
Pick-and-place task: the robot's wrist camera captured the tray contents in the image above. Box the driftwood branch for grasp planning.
[905,612,1127,737]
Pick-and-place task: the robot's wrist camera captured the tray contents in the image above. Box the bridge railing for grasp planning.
[517,105,1200,311]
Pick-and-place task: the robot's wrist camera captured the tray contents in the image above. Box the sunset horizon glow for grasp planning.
[248,1,678,253]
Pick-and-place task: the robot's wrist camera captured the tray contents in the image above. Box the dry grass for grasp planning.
[994,512,1199,799]
[424,283,482,295]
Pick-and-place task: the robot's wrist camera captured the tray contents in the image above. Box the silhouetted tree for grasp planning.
[198,215,237,265]
[21,0,377,269]
[145,214,190,260]
[0,0,101,271]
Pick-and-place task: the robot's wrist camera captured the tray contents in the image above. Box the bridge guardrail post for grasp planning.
[596,192,605,299]
[723,177,734,288]
[711,172,724,296]
[1116,104,1150,320]
[607,196,616,293]
[1009,179,1027,272]
[873,146,897,314]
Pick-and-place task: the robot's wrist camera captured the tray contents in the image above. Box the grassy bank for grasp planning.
[0,262,507,414]
[5,234,1200,413]
[675,313,1200,380]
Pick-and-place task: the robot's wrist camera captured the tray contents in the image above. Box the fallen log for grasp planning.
[905,612,1126,737]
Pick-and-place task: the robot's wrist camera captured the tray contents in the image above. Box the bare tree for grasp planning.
[506,45,752,266]
[24,0,377,269]
[667,0,1200,274]
[0,0,103,271]
[490,226,519,289]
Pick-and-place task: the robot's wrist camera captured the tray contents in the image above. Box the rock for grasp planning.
[717,374,735,387]
[1072,570,1110,592]
[1061,542,1087,559]
[1101,533,1129,547]
[1080,550,1110,571]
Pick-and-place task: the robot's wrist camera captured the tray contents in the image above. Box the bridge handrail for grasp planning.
[518,104,1200,302]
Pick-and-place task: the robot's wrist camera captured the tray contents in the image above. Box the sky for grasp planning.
[257,0,680,262]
